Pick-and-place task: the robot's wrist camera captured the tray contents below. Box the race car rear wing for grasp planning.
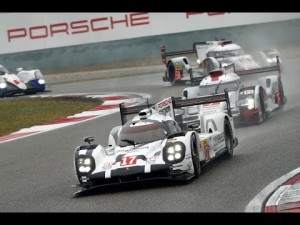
[234,56,281,78]
[119,102,155,125]
[172,89,232,117]
[160,45,196,65]
[160,42,212,66]
[120,90,231,125]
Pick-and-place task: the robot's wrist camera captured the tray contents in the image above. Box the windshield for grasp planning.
[199,81,239,96]
[207,49,244,58]
[117,120,167,147]
[0,66,9,75]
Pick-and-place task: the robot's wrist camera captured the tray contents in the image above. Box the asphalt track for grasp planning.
[0,45,300,212]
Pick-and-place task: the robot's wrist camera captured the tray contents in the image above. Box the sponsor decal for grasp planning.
[175,70,182,80]
[155,97,174,119]
[200,102,221,115]
[102,162,114,170]
[117,145,149,153]
[147,155,159,164]
[156,97,172,111]
[175,64,183,70]
[7,13,150,42]
[200,137,216,160]
[213,133,224,148]
[240,89,254,95]
[13,80,20,85]
[2,13,300,54]
[120,155,138,166]
[200,139,210,162]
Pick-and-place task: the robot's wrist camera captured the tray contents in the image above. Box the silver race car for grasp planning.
[73,91,238,196]
[160,40,282,86]
[182,56,286,125]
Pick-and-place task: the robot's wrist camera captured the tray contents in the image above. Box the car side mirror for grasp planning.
[84,136,94,145]
[183,90,188,99]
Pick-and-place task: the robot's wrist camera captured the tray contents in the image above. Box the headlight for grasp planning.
[167,155,175,161]
[38,79,45,84]
[167,147,174,154]
[163,141,186,164]
[174,144,182,151]
[175,153,182,159]
[0,83,7,89]
[84,158,91,165]
[239,97,255,110]
[76,156,95,174]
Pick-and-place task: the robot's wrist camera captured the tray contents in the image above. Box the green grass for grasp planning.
[0,97,103,137]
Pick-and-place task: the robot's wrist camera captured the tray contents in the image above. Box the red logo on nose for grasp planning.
[13,80,20,85]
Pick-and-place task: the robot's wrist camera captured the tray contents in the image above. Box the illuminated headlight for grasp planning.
[84,158,91,165]
[174,144,182,151]
[167,146,174,154]
[175,153,182,159]
[167,155,174,161]
[76,156,95,174]
[163,141,186,164]
[267,58,275,63]
[239,97,255,110]
[0,83,7,89]
[38,79,45,84]
[79,166,91,173]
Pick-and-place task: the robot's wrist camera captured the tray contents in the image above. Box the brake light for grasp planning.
[218,40,232,46]
[209,69,224,81]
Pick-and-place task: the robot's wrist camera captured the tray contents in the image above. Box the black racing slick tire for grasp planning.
[191,133,201,177]
[224,119,234,159]
[167,62,177,86]
[258,89,267,124]
[278,78,287,107]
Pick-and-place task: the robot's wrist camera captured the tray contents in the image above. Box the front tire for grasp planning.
[278,78,287,107]
[224,119,234,159]
[191,133,201,177]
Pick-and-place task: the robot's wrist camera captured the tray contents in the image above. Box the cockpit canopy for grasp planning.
[117,119,181,147]
[0,65,9,75]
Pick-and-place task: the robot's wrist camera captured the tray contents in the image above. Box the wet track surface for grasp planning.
[0,45,300,212]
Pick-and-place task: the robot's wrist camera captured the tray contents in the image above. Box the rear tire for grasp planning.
[258,90,267,124]
[191,133,201,177]
[224,119,234,159]
[167,62,177,86]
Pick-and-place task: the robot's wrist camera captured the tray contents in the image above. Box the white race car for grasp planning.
[181,57,287,125]
[160,40,281,86]
[73,92,238,196]
[0,65,46,97]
